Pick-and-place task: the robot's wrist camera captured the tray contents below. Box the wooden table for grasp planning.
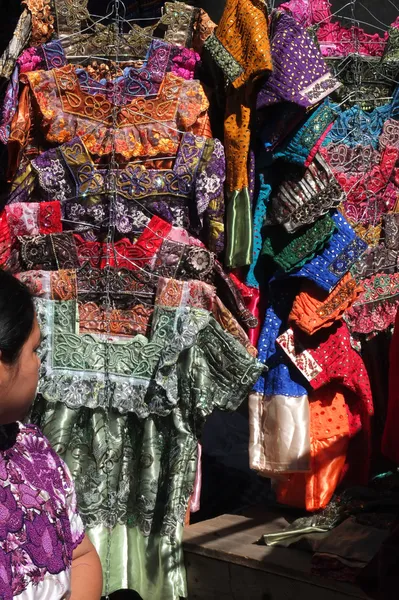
[183,512,370,600]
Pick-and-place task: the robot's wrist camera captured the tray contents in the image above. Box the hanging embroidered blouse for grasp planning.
[1,207,255,333]
[256,10,340,159]
[277,322,374,419]
[9,133,226,254]
[249,288,310,477]
[0,0,54,80]
[0,423,85,600]
[204,0,272,268]
[273,99,340,167]
[328,146,399,226]
[8,67,210,178]
[76,39,201,101]
[321,102,397,149]
[1,37,201,146]
[55,1,215,59]
[31,268,263,416]
[279,0,399,58]
[351,245,399,280]
[0,40,67,145]
[256,11,340,112]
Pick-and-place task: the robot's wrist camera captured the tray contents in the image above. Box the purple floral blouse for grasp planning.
[0,423,84,600]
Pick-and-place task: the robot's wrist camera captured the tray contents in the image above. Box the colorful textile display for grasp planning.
[2,0,399,597]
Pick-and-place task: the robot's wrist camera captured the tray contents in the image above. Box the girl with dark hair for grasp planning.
[0,269,102,600]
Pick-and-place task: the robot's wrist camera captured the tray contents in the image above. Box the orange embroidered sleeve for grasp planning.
[289,273,363,335]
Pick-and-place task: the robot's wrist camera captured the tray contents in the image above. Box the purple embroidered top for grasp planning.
[10,134,226,255]
[0,423,84,600]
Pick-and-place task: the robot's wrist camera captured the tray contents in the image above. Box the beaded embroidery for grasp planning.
[289,273,362,335]
[286,213,368,292]
[204,34,244,83]
[345,273,399,336]
[262,213,336,272]
[328,238,369,278]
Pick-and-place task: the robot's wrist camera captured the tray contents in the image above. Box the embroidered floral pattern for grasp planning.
[0,424,84,598]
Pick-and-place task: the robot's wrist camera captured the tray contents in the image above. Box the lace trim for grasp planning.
[262,214,336,272]
[36,297,212,416]
[267,154,344,233]
[383,214,399,250]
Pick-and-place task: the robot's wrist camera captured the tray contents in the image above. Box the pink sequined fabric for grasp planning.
[280,0,399,56]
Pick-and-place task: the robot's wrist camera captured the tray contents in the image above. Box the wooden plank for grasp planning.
[185,553,368,600]
[183,514,369,599]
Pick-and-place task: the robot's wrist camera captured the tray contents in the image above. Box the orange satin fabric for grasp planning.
[289,273,363,335]
[275,386,350,511]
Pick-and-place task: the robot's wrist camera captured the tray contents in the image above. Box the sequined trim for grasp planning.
[262,213,336,272]
[277,328,322,381]
[383,214,399,250]
[204,33,244,83]
[299,73,341,104]
[328,238,367,277]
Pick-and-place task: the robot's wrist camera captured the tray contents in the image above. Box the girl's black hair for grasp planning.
[0,270,34,364]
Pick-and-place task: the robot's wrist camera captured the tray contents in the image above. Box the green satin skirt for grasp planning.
[31,398,197,600]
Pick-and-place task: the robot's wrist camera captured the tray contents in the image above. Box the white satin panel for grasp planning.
[249,392,311,476]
